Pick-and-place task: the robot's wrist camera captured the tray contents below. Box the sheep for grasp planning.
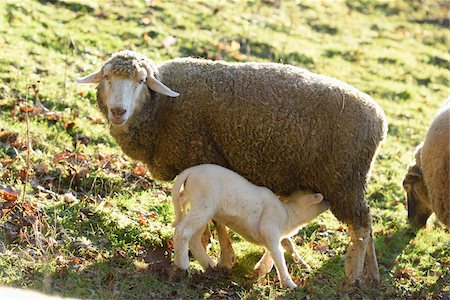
[403,98,450,229]
[77,50,387,286]
[171,164,329,289]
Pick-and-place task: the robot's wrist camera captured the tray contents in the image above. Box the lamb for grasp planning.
[171,164,329,289]
[403,98,450,229]
[77,50,387,285]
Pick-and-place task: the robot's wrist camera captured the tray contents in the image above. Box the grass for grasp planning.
[0,0,449,299]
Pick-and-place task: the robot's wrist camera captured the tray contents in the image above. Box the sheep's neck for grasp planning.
[109,93,162,164]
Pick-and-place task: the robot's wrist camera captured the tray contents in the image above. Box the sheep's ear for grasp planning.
[403,166,422,186]
[147,75,180,97]
[305,193,324,205]
[76,70,103,84]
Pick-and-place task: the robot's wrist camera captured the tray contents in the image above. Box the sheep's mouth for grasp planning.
[109,116,127,126]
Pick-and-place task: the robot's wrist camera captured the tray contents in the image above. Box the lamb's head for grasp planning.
[77,50,179,126]
[288,190,329,222]
[403,159,432,229]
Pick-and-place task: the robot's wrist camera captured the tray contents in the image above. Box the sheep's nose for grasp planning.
[110,107,126,117]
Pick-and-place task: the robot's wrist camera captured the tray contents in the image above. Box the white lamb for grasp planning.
[171,164,329,289]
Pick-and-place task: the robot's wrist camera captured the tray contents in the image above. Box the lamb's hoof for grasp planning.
[282,279,297,290]
[255,268,267,279]
[254,263,273,278]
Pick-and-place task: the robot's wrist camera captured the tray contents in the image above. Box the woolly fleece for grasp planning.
[422,99,450,228]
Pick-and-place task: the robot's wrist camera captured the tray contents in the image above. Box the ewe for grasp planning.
[403,99,450,229]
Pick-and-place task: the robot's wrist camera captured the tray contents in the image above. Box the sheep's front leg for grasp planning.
[281,238,311,271]
[254,250,274,277]
[266,240,296,289]
[215,221,235,269]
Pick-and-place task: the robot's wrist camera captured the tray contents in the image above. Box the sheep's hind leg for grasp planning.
[344,223,371,287]
[363,220,380,285]
[215,221,236,269]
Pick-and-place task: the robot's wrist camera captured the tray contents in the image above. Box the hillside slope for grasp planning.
[0,0,449,299]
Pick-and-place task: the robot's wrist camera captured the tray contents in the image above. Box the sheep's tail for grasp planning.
[171,170,190,227]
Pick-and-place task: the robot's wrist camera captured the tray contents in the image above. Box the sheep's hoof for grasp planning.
[363,271,380,287]
[217,256,234,270]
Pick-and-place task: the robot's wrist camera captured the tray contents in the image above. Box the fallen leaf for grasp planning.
[137,212,148,225]
[166,238,174,250]
[0,130,19,144]
[71,257,81,264]
[132,165,147,176]
[105,272,116,284]
[64,121,75,130]
[115,248,128,258]
[0,184,20,202]
[149,211,158,219]
[33,163,48,174]
[393,266,413,279]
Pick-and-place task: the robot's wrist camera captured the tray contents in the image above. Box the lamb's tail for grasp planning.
[171,169,190,227]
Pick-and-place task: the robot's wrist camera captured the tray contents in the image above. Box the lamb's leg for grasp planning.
[190,227,216,270]
[254,250,274,277]
[201,223,211,250]
[173,212,211,270]
[265,239,297,289]
[215,221,235,269]
[173,221,193,270]
[281,238,311,271]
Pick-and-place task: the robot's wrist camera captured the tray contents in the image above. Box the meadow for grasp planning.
[0,0,449,299]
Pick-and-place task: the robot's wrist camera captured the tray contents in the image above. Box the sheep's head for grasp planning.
[77,50,179,126]
[403,154,432,229]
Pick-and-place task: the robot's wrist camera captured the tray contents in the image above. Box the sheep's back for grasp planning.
[422,102,450,228]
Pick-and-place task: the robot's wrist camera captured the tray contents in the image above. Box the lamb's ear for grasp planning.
[304,193,324,205]
[76,69,103,84]
[146,75,180,97]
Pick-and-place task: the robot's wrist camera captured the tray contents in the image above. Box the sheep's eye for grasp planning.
[138,79,145,84]
[104,75,109,80]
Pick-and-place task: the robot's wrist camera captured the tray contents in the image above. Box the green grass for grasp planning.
[0,0,449,299]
